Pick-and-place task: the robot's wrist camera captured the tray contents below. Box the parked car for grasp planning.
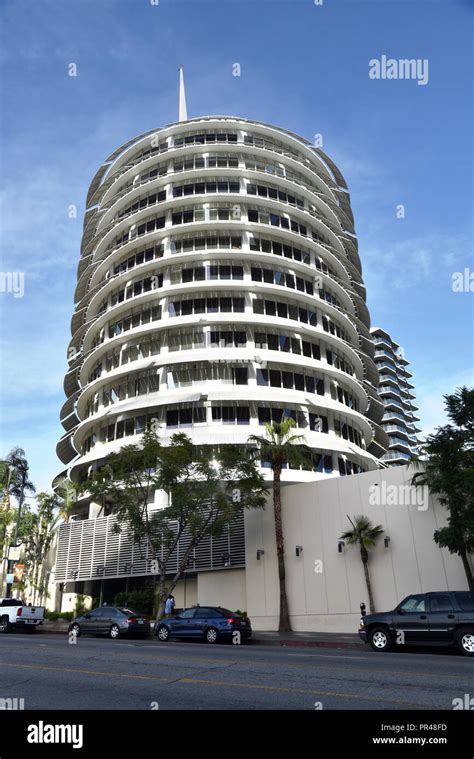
[68,607,150,639]
[359,591,474,655]
[0,598,44,633]
[154,606,252,644]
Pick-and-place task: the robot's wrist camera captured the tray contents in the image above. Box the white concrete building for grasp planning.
[245,465,470,631]
[53,71,408,620]
[57,71,389,494]
[51,465,471,631]
[370,327,421,465]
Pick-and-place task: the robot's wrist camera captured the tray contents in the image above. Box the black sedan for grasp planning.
[154,606,252,644]
[68,606,150,639]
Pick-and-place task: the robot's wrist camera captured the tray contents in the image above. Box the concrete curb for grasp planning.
[34,623,365,651]
[248,637,364,650]
[36,625,364,650]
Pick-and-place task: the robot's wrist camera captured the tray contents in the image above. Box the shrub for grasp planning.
[113,588,154,617]
[74,593,87,617]
[44,610,74,622]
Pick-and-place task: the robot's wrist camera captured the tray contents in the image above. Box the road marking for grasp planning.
[0,641,470,681]
[0,660,429,708]
[0,660,169,682]
[288,653,371,660]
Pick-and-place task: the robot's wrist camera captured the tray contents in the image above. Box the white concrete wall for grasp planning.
[245,465,471,632]
[173,577,197,609]
[197,569,246,612]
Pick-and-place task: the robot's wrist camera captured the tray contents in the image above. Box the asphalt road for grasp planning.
[0,631,472,710]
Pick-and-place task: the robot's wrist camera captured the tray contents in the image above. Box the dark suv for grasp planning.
[359,591,474,655]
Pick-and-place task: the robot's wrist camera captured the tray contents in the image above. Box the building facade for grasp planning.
[55,76,393,607]
[50,465,471,630]
[58,114,389,490]
[370,327,421,465]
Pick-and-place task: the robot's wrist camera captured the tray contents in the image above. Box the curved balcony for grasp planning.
[57,116,387,486]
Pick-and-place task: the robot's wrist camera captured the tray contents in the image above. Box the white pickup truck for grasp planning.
[0,598,44,633]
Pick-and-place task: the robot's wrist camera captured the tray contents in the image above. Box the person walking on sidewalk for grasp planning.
[164,594,175,618]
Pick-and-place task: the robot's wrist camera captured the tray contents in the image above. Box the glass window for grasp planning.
[456,593,474,612]
[324,455,333,473]
[429,594,453,613]
[277,302,287,319]
[265,300,276,316]
[222,406,235,423]
[194,608,219,618]
[256,368,268,386]
[399,595,426,613]
[233,368,247,385]
[236,407,250,424]
[258,407,271,425]
[269,370,281,388]
[179,608,196,619]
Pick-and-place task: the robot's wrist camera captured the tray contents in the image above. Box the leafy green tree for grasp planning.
[20,493,62,604]
[340,515,384,614]
[0,448,35,589]
[247,418,311,632]
[87,428,267,619]
[412,386,474,590]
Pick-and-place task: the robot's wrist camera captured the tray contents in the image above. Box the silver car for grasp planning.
[68,607,150,639]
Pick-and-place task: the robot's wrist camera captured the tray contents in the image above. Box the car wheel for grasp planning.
[456,628,474,656]
[368,627,392,652]
[109,624,120,639]
[205,626,219,644]
[0,615,11,634]
[156,624,170,642]
[69,623,81,637]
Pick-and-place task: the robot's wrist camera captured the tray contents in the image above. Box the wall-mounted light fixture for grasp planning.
[222,552,230,567]
[123,562,132,574]
[384,535,391,548]
[295,545,303,557]
[70,570,78,580]
[338,540,345,553]
[360,602,366,618]
[256,549,265,560]
[96,565,105,575]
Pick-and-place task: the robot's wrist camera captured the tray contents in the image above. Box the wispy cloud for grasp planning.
[416,368,474,440]
[363,233,471,297]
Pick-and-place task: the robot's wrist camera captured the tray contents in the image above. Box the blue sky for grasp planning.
[0,0,472,494]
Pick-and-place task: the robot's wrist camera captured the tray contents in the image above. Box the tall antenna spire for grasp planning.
[178,65,188,122]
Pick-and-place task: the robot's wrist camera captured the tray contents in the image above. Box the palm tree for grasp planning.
[5,447,36,501]
[248,417,311,631]
[54,478,77,524]
[0,448,35,581]
[340,515,383,614]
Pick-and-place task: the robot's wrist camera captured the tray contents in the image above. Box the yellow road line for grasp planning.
[29,649,470,682]
[0,660,431,708]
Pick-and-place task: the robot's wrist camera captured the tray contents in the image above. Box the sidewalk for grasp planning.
[250,630,364,650]
[37,621,364,650]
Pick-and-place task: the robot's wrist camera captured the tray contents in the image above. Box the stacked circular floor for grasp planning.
[57,116,389,485]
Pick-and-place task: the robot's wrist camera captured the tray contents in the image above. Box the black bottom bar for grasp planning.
[0,710,471,757]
